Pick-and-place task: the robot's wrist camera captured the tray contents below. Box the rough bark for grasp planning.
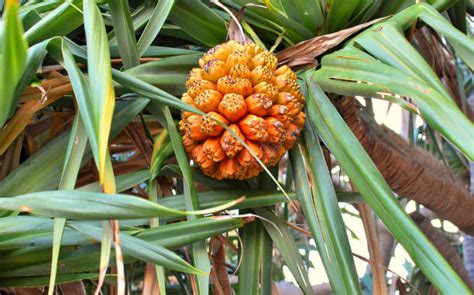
[411,212,474,290]
[338,98,474,234]
[274,281,332,295]
[463,162,474,282]
[376,219,395,268]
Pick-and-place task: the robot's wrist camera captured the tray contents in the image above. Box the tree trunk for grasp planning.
[338,98,474,234]
[463,162,474,282]
[411,212,474,290]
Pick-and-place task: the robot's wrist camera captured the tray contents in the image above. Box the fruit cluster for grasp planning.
[179,40,305,180]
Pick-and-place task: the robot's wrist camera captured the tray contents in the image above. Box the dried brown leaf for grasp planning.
[227,8,251,44]
[111,220,126,295]
[58,281,87,295]
[276,17,388,67]
[209,238,231,295]
[142,263,159,295]
[0,78,72,156]
[211,0,251,44]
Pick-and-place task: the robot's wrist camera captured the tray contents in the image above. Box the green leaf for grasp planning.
[0,246,60,272]
[0,215,53,234]
[168,0,226,46]
[112,68,193,111]
[447,0,466,34]
[353,25,452,98]
[255,208,313,294]
[107,5,154,45]
[231,0,313,43]
[108,0,140,68]
[161,164,248,190]
[137,0,175,56]
[161,105,211,293]
[314,46,474,160]
[0,0,27,127]
[82,0,116,185]
[79,170,150,193]
[238,221,261,295]
[52,34,118,292]
[260,223,273,295]
[125,53,201,96]
[147,180,167,295]
[0,215,248,252]
[155,189,361,220]
[0,191,187,219]
[324,0,361,33]
[19,1,63,15]
[0,244,111,278]
[48,115,88,294]
[255,170,276,295]
[389,4,474,69]
[138,215,249,248]
[0,189,244,220]
[24,2,83,45]
[111,45,198,58]
[149,130,172,181]
[13,39,47,99]
[53,217,82,268]
[0,216,248,277]
[303,73,470,294]
[70,222,206,274]
[0,273,111,288]
[0,228,89,250]
[59,116,89,191]
[290,135,360,293]
[346,0,382,27]
[279,0,324,32]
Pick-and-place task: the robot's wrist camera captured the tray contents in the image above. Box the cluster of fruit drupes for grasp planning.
[179,40,305,180]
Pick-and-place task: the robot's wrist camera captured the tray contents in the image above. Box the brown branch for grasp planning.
[357,203,388,295]
[0,79,73,156]
[338,98,474,234]
[142,263,159,295]
[209,238,232,295]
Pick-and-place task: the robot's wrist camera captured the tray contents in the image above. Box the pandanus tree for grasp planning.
[0,0,473,294]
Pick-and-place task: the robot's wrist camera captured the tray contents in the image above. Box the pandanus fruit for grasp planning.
[180,40,305,180]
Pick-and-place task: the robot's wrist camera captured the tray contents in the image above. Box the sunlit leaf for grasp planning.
[82,0,116,186]
[290,132,360,293]
[71,222,206,274]
[48,115,88,294]
[0,0,27,127]
[137,0,175,56]
[168,0,226,46]
[109,0,139,68]
[255,208,313,294]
